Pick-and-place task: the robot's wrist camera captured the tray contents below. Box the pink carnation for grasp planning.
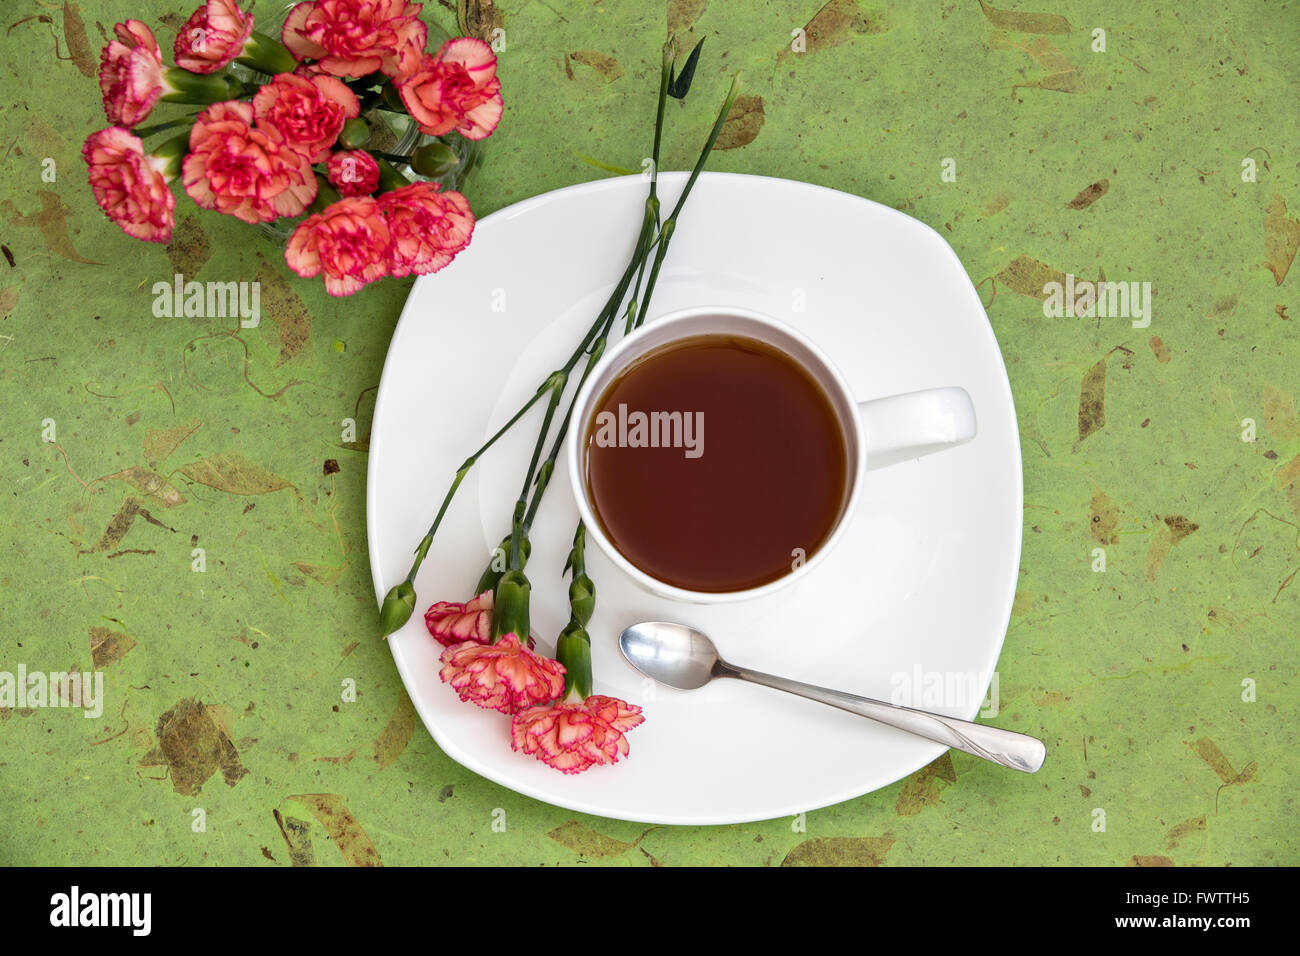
[377,181,474,278]
[424,590,493,648]
[285,195,392,296]
[183,101,317,224]
[99,20,165,128]
[511,695,645,774]
[252,73,360,163]
[326,150,381,196]
[174,0,255,74]
[397,37,503,140]
[282,0,425,79]
[439,633,566,715]
[82,127,176,243]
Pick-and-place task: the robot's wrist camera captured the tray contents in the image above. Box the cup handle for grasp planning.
[859,386,976,471]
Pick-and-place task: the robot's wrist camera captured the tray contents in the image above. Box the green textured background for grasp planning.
[1,0,1296,866]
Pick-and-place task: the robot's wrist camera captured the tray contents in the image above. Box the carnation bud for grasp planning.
[339,118,371,150]
[411,142,460,178]
[568,573,595,628]
[379,580,416,637]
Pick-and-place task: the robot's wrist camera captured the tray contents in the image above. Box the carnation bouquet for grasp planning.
[85,5,740,776]
[85,0,502,295]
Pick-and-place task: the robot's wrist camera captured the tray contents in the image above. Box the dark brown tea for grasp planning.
[584,334,850,592]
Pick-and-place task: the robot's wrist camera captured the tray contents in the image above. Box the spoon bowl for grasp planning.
[619,621,720,690]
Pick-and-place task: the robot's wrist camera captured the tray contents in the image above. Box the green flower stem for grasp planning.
[490,372,567,645]
[623,219,665,334]
[634,73,742,329]
[507,371,567,571]
[521,336,607,534]
[521,66,730,534]
[649,38,673,215]
[556,523,594,699]
[469,198,651,599]
[519,201,662,534]
[633,220,675,329]
[666,73,742,224]
[379,380,557,635]
[520,204,666,532]
[133,113,200,140]
[381,45,738,642]
[618,36,675,336]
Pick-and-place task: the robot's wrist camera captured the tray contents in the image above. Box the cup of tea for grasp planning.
[565,305,976,604]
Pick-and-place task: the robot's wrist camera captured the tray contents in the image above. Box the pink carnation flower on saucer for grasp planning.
[511,695,645,774]
[424,590,493,647]
[439,633,565,715]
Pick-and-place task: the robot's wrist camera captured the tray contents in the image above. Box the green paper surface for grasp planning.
[0,0,1295,866]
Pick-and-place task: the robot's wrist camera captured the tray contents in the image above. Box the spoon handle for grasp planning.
[720,664,1045,773]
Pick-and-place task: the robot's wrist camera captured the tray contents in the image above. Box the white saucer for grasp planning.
[367,172,1023,825]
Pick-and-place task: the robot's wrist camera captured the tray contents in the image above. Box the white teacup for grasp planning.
[566,305,976,604]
